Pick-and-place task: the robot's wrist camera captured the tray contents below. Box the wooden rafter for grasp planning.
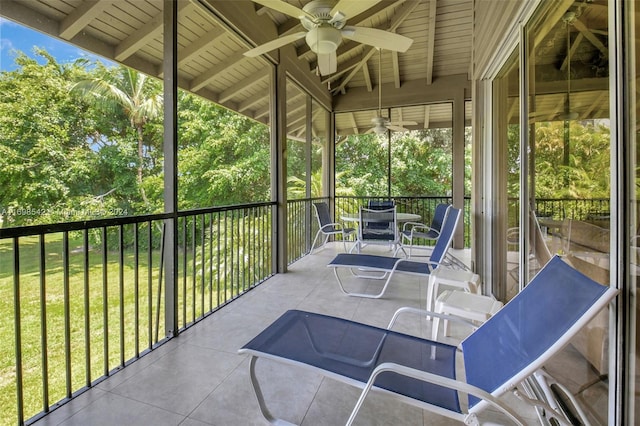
[190,52,245,91]
[572,18,608,59]
[426,0,437,84]
[331,0,421,94]
[59,0,115,40]
[115,2,194,62]
[218,68,270,103]
[392,50,400,88]
[423,105,430,128]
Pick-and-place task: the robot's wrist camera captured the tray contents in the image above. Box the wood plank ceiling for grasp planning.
[1,0,474,137]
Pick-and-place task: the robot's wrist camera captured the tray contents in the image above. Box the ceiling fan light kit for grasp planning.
[306,26,342,54]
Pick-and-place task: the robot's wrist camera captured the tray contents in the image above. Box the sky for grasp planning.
[0,17,106,71]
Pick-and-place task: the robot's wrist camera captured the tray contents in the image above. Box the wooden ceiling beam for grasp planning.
[115,9,162,61]
[363,59,373,92]
[572,18,608,59]
[59,0,115,40]
[218,68,269,103]
[560,32,583,71]
[179,27,226,66]
[392,50,400,88]
[331,0,420,94]
[190,52,245,91]
[426,0,437,84]
[334,74,470,111]
[423,105,430,128]
[349,112,359,135]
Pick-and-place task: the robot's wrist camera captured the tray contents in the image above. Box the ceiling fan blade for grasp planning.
[331,0,381,19]
[244,32,306,57]
[387,124,409,132]
[342,26,413,52]
[251,0,313,20]
[391,120,418,126]
[317,51,337,76]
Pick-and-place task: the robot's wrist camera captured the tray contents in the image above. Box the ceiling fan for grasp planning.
[529,11,580,122]
[244,0,414,76]
[557,11,579,121]
[366,49,416,135]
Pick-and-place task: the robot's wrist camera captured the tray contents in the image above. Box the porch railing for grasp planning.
[508,198,611,227]
[1,202,274,425]
[2,195,611,425]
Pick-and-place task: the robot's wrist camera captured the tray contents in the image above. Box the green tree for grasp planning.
[73,66,163,210]
[0,49,95,226]
[177,91,271,209]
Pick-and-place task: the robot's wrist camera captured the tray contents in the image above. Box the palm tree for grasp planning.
[73,66,163,207]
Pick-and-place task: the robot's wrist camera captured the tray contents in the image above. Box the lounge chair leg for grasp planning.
[248,356,297,426]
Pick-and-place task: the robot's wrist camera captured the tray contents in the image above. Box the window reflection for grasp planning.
[525,2,610,422]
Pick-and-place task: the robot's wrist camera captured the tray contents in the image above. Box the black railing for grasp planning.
[1,202,274,425]
[2,195,611,425]
[508,198,611,227]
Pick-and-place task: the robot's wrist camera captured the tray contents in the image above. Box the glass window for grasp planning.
[525,2,610,421]
[493,49,520,302]
[627,1,640,422]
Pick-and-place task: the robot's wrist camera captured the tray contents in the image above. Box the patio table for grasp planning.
[340,213,421,223]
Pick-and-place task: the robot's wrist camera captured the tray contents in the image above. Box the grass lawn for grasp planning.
[0,232,167,424]
[1,215,272,424]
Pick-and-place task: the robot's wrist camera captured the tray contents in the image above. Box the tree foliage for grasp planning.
[0,47,611,229]
[0,49,272,227]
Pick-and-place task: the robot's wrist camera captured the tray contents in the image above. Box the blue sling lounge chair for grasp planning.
[327,207,461,298]
[239,256,617,425]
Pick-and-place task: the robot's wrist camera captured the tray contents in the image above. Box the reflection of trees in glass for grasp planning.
[534,120,610,199]
[508,120,610,200]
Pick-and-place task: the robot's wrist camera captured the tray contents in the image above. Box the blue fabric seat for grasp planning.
[242,310,460,412]
[400,203,450,258]
[310,202,355,253]
[239,256,618,425]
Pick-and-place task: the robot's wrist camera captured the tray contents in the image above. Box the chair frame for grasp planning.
[351,205,399,253]
[310,202,354,253]
[239,257,617,426]
[400,203,451,258]
[328,207,461,298]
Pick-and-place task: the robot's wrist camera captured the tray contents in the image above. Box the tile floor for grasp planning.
[32,244,604,426]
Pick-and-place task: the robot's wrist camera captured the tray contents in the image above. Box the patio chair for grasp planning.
[399,203,451,258]
[351,205,399,253]
[328,207,461,298]
[239,256,617,426]
[310,202,355,253]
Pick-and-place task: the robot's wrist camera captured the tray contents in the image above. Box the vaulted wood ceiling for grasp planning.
[1,0,476,137]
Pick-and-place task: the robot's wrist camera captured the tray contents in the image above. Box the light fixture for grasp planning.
[373,123,388,135]
[305,25,343,54]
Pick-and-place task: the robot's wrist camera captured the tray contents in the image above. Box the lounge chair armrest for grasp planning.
[387,306,476,332]
[411,224,438,234]
[320,222,343,232]
[347,362,527,426]
[401,221,426,231]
